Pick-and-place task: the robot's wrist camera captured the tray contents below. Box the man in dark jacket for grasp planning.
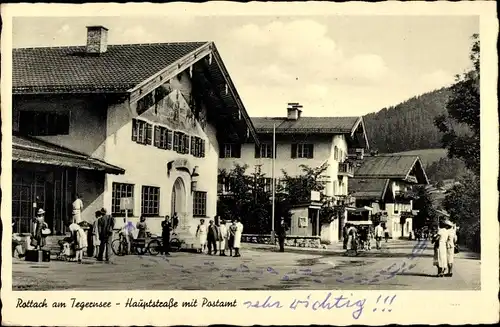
[277,217,288,252]
[161,215,171,256]
[97,208,115,262]
[207,220,219,255]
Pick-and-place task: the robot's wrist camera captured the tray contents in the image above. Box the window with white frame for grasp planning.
[141,185,160,216]
[112,183,134,216]
[255,143,274,158]
[193,191,207,217]
[220,143,241,158]
[132,119,153,145]
[291,143,314,158]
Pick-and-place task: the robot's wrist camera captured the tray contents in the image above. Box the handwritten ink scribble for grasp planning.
[267,267,279,275]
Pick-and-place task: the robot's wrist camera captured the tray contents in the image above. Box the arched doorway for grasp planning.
[171,177,186,218]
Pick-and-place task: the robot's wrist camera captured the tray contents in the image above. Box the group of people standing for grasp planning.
[343,222,390,255]
[195,217,244,257]
[432,219,458,277]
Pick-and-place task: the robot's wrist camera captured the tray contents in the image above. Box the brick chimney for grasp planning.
[86,26,108,54]
[287,102,303,120]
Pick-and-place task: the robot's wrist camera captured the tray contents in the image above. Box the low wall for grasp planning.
[241,234,321,249]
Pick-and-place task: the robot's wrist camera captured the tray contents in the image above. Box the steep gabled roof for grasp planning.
[12,40,259,144]
[12,134,125,174]
[13,42,207,94]
[349,178,390,200]
[354,155,429,184]
[251,116,361,134]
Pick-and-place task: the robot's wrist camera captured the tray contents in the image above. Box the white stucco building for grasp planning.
[12,26,258,247]
[218,103,369,243]
[349,155,429,238]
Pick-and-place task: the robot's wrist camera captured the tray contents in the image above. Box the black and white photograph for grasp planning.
[1,2,498,326]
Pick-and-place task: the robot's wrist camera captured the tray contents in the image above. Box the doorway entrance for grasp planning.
[171,177,186,218]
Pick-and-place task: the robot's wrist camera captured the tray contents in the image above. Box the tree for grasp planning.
[217,164,275,234]
[442,172,480,252]
[413,186,436,230]
[434,33,480,175]
[434,34,481,252]
[278,162,338,226]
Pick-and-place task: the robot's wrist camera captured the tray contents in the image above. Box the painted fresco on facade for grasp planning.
[139,82,208,136]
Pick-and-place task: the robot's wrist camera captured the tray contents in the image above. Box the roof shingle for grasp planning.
[13,42,208,93]
[349,178,389,200]
[251,116,360,134]
[354,155,420,179]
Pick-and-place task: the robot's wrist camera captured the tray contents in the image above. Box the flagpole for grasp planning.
[271,123,276,244]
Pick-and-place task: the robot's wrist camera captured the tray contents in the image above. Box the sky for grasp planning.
[13,15,479,117]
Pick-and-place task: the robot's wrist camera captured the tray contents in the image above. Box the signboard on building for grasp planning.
[120,197,134,210]
[298,216,308,228]
[310,191,320,201]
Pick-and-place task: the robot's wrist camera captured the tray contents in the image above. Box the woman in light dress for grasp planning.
[233,219,243,257]
[69,222,87,263]
[72,194,84,224]
[195,219,207,253]
[432,220,449,277]
[445,222,458,277]
[217,219,228,256]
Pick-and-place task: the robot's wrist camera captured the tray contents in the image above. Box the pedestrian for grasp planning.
[374,222,383,250]
[228,220,236,256]
[445,221,457,277]
[136,216,148,255]
[92,210,102,258]
[32,208,49,250]
[97,208,115,262]
[432,221,449,277]
[366,227,373,250]
[233,218,243,257]
[217,218,228,256]
[277,217,288,252]
[345,223,357,256]
[207,220,219,255]
[384,225,390,242]
[69,222,87,263]
[71,193,84,224]
[161,215,171,256]
[172,212,179,231]
[195,219,207,254]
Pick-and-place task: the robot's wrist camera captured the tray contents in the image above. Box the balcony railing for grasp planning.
[338,162,354,177]
[335,195,356,206]
[348,148,364,160]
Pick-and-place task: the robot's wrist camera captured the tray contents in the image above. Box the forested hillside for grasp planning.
[363,87,451,153]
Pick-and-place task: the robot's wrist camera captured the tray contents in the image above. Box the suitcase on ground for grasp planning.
[25,250,51,262]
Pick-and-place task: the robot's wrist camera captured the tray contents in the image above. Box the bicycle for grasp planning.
[111,234,148,256]
[147,232,183,255]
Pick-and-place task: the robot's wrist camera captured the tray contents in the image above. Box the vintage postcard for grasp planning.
[1,1,498,326]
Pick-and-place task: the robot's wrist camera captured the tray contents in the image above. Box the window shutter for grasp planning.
[234,144,241,158]
[191,136,196,155]
[154,126,160,147]
[291,144,297,158]
[146,123,153,145]
[132,119,138,141]
[167,130,173,150]
[201,140,205,157]
[308,144,314,158]
[255,144,260,158]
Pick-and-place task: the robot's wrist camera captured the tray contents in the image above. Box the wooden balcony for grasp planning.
[338,162,354,177]
[347,148,364,160]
